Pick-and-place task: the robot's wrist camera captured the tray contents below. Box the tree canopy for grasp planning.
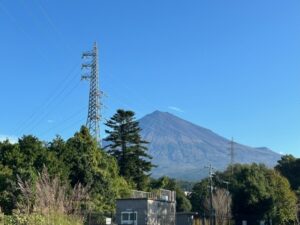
[190,164,298,225]
[275,155,300,191]
[104,109,154,190]
[0,126,130,214]
[220,164,297,225]
[189,178,210,214]
[151,176,192,212]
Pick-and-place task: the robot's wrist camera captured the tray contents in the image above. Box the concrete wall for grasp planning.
[116,199,176,225]
[147,200,176,225]
[176,213,198,225]
[116,199,148,225]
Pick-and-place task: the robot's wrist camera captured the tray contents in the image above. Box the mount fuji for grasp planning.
[138,110,281,180]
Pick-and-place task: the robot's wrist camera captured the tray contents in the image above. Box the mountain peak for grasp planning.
[141,110,212,135]
[142,110,178,123]
[138,111,281,180]
[147,110,172,117]
[144,110,188,121]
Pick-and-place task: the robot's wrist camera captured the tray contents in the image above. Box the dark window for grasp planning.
[122,213,129,220]
[130,212,137,220]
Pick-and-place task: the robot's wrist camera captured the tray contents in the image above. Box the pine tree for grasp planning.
[104,109,154,190]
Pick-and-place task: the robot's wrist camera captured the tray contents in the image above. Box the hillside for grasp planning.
[138,110,281,180]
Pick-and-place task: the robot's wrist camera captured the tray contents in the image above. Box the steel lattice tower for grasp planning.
[229,137,235,175]
[81,42,101,144]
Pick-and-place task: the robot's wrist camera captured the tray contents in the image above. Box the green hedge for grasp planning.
[0,213,83,225]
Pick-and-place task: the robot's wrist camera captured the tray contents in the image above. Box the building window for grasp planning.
[121,211,137,225]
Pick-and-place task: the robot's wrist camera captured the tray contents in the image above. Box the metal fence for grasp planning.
[83,212,116,225]
[131,189,176,202]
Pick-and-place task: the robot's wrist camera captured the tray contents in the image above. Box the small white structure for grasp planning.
[105,217,112,225]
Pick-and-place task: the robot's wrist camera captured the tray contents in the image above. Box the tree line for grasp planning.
[189,163,299,225]
[0,109,299,225]
[0,109,190,216]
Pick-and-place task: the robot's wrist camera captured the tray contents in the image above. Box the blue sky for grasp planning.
[0,0,299,157]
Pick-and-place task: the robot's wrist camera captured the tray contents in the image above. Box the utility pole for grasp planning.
[81,42,101,145]
[205,164,215,225]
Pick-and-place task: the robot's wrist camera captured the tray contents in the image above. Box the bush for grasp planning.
[17,167,89,215]
[0,208,4,225]
[1,213,83,225]
[0,168,87,225]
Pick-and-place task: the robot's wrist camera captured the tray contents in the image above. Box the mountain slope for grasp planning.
[138,110,281,180]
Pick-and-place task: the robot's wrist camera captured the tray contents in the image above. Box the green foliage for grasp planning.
[51,126,130,212]
[0,164,15,214]
[176,192,192,212]
[151,176,177,190]
[151,176,192,212]
[189,179,209,214]
[222,164,297,225]
[275,154,300,191]
[0,110,150,215]
[275,155,300,223]
[104,109,154,190]
[0,137,45,214]
[176,180,196,192]
[0,136,69,214]
[190,164,298,224]
[269,171,298,224]
[0,126,130,214]
[1,213,83,225]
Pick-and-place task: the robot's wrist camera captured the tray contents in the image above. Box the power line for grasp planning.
[42,114,86,142]
[39,106,87,138]
[229,137,235,175]
[59,115,86,135]
[1,1,85,138]
[33,0,73,53]
[2,1,81,136]
[0,1,49,63]
[26,78,82,134]
[104,73,155,110]
[16,67,80,135]
[14,63,80,134]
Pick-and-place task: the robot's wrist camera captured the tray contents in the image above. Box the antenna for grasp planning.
[81,42,101,145]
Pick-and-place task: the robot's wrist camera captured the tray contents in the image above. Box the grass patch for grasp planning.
[0,213,83,225]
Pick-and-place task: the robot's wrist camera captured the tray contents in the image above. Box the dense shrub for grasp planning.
[1,213,83,225]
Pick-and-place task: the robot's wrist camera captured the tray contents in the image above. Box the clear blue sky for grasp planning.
[0,0,299,157]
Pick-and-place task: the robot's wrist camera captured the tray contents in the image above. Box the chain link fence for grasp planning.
[83,212,116,225]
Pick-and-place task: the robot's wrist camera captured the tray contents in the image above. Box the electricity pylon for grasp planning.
[81,42,101,145]
[229,137,235,175]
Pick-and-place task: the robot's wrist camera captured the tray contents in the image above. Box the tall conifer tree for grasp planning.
[104,109,154,190]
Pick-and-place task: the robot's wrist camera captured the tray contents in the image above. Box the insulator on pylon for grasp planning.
[81,42,101,145]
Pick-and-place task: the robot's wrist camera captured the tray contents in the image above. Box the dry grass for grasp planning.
[204,188,232,225]
[17,167,89,218]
